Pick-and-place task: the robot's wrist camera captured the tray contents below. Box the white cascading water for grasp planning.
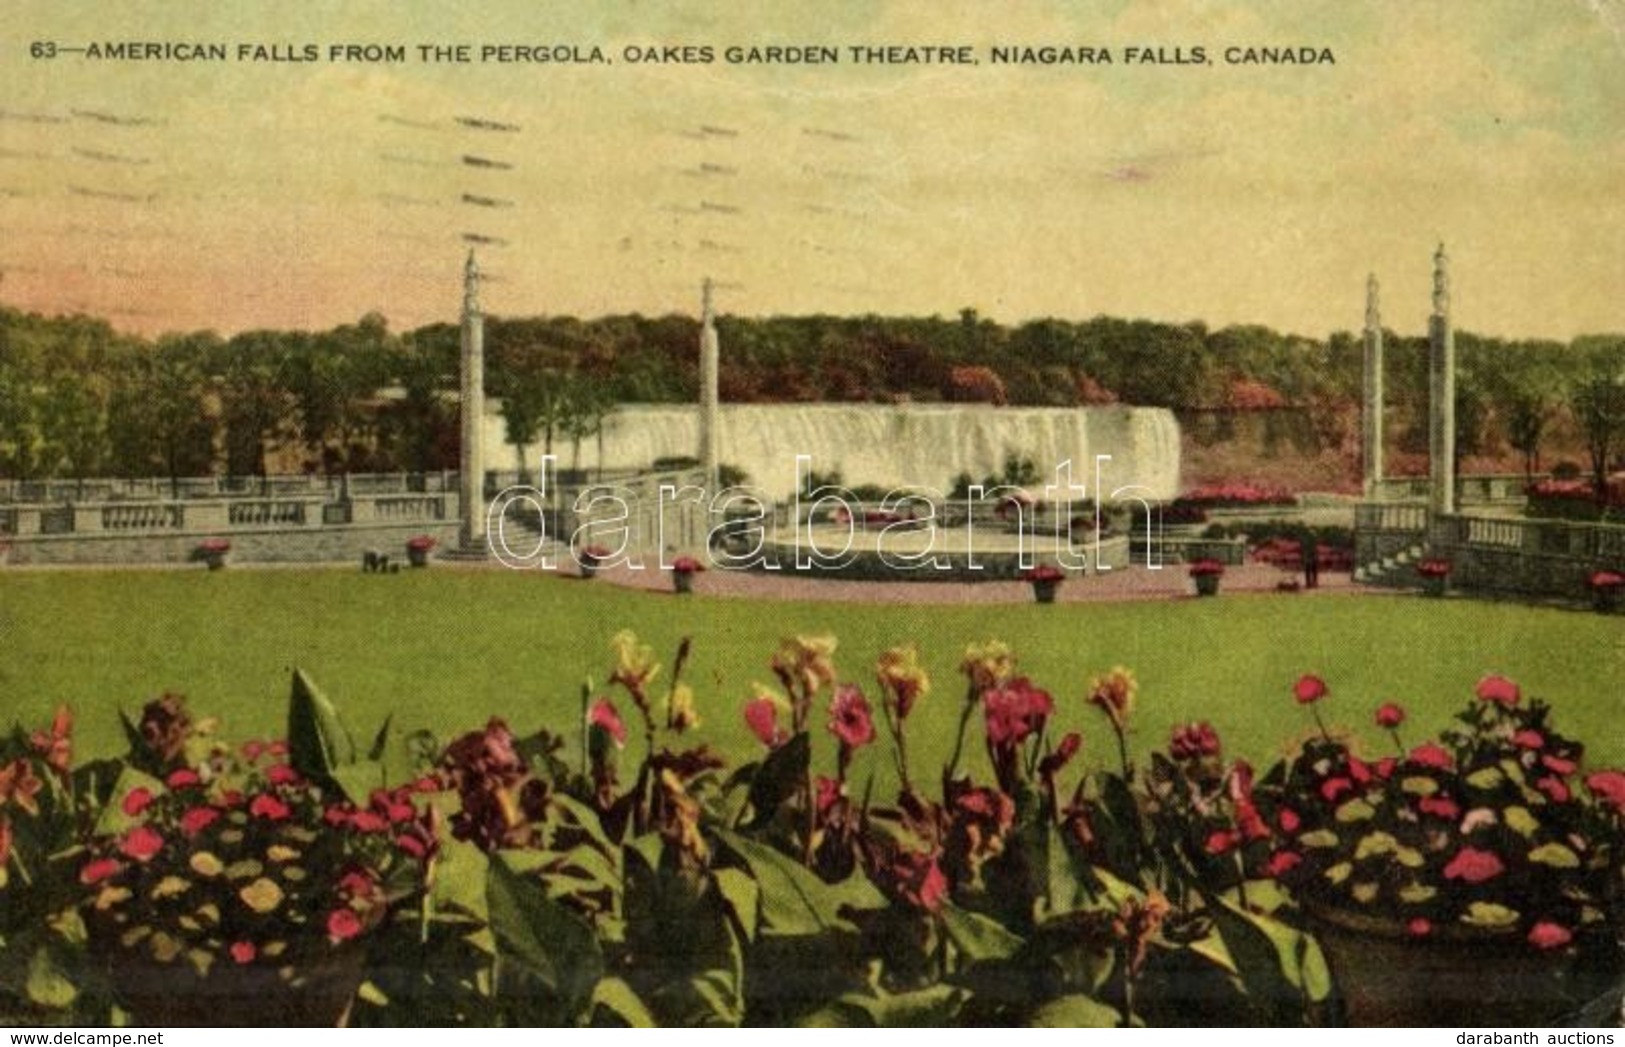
[488,403,1181,501]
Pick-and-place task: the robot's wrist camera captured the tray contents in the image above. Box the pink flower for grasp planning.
[1375,703,1405,729]
[79,857,122,885]
[1264,850,1302,877]
[1536,776,1571,804]
[241,740,266,762]
[118,825,164,863]
[1442,847,1505,884]
[121,787,154,817]
[1408,743,1453,770]
[982,677,1054,748]
[1293,674,1328,705]
[229,941,257,965]
[587,698,628,748]
[814,775,843,815]
[350,810,388,834]
[397,833,430,860]
[1319,776,1353,803]
[1475,675,1520,707]
[1527,922,1573,951]
[179,806,220,837]
[1586,770,1625,814]
[1204,829,1239,855]
[1374,757,1398,779]
[1542,753,1579,776]
[249,793,291,821]
[326,908,364,943]
[827,684,876,751]
[1169,721,1221,760]
[266,764,301,786]
[1512,729,1545,750]
[1418,795,1460,820]
[1277,808,1302,834]
[1408,917,1432,938]
[743,696,787,748]
[165,768,201,789]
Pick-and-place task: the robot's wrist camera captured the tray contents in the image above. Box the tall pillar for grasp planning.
[460,251,487,550]
[698,277,720,489]
[1428,244,1456,516]
[1362,273,1384,497]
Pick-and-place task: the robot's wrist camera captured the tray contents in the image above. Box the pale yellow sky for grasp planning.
[1,1,1622,340]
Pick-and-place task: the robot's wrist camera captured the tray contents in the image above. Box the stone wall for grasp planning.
[8,522,463,566]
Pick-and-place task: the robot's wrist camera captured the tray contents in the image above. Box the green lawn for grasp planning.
[1,568,1620,786]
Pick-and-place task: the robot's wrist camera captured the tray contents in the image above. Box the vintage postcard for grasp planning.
[1,0,1623,1030]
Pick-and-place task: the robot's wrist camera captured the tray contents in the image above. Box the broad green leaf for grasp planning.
[713,867,760,942]
[715,830,884,935]
[590,976,658,1027]
[287,668,358,796]
[486,851,605,1022]
[1028,993,1121,1028]
[744,731,809,830]
[1528,842,1580,869]
[25,945,76,1009]
[940,902,1025,963]
[93,766,166,837]
[1207,894,1332,1025]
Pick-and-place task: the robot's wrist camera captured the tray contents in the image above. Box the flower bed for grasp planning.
[2,640,1621,1027]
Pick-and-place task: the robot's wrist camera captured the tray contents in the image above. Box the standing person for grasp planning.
[1302,527,1320,589]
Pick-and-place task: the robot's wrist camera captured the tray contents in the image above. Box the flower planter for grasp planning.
[1193,574,1221,597]
[1304,903,1613,1028]
[1031,578,1059,604]
[673,571,695,594]
[406,546,431,568]
[202,551,229,571]
[1419,575,1447,598]
[1593,588,1622,614]
[581,561,599,579]
[104,939,368,1027]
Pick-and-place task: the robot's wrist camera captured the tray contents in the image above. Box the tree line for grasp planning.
[0,304,1620,494]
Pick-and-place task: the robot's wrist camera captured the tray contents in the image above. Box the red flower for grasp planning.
[1375,702,1405,729]
[121,787,154,817]
[1293,674,1328,705]
[1442,847,1505,884]
[1039,732,1083,781]
[1235,799,1270,842]
[1319,776,1353,803]
[118,826,164,863]
[1277,808,1302,834]
[1418,795,1461,820]
[1475,675,1520,707]
[266,764,301,786]
[1409,743,1453,770]
[249,793,291,821]
[229,941,257,965]
[1586,770,1625,814]
[242,740,266,762]
[1374,757,1398,779]
[982,677,1054,748]
[1264,850,1302,877]
[743,696,787,748]
[179,806,220,837]
[338,870,378,900]
[587,698,628,748]
[1169,721,1221,760]
[30,706,73,775]
[1527,922,1574,951]
[1512,729,1545,750]
[827,684,876,751]
[1204,829,1239,855]
[326,908,364,943]
[1536,776,1571,804]
[397,833,430,860]
[1542,753,1579,776]
[79,857,122,885]
[1408,917,1432,938]
[165,768,201,789]
[814,775,843,815]
[412,776,442,794]
[1347,756,1372,786]
[268,740,289,757]
[324,805,351,828]
[350,810,388,834]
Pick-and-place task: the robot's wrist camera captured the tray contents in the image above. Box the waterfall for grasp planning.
[488,403,1181,501]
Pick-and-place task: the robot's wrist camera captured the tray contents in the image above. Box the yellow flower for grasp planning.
[772,635,838,699]
[266,844,299,863]
[189,852,224,878]
[151,875,191,901]
[959,640,1015,692]
[1087,666,1138,730]
[667,683,701,733]
[238,877,285,914]
[876,645,930,720]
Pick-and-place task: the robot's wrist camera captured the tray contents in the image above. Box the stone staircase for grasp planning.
[1353,539,1427,587]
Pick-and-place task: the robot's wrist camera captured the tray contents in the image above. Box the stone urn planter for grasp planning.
[1590,571,1624,614]
[103,938,368,1027]
[1304,903,1614,1028]
[579,546,609,580]
[196,538,231,571]
[1417,558,1451,597]
[1023,565,1065,604]
[1188,559,1224,597]
[405,535,437,567]
[671,555,704,594]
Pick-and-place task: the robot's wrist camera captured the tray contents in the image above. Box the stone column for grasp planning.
[1362,273,1384,497]
[460,251,487,551]
[698,277,720,489]
[1428,244,1456,516]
